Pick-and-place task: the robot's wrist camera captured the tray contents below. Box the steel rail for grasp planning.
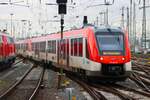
[113,83,150,97]
[0,65,34,99]
[91,84,137,100]
[28,67,45,100]
[67,75,107,100]
[129,73,150,92]
[12,58,24,66]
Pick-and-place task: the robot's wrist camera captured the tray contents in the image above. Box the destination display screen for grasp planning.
[102,51,122,55]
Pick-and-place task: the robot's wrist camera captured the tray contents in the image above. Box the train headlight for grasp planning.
[122,57,125,60]
[100,57,103,60]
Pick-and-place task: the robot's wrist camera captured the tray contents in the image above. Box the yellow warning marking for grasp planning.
[72,96,76,100]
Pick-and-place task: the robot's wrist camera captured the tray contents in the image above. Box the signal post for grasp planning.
[56,0,67,89]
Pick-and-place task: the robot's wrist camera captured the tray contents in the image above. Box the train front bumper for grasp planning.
[86,70,131,81]
[85,61,132,81]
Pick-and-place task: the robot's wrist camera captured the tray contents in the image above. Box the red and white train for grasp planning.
[16,26,131,81]
[0,32,16,70]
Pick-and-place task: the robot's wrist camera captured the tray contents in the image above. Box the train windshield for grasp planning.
[96,33,124,55]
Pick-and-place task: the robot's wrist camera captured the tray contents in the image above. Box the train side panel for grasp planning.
[0,33,16,69]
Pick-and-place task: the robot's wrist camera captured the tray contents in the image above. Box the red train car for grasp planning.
[16,26,131,81]
[0,32,16,70]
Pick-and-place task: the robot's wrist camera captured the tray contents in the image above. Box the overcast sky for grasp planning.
[0,0,150,38]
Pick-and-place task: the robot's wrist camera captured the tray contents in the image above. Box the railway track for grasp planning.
[67,74,107,100]
[113,83,150,98]
[126,55,150,98]
[0,64,45,100]
[91,83,137,100]
[67,74,141,100]
[12,58,24,66]
[7,55,149,100]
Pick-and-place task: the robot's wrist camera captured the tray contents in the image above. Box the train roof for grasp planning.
[16,25,126,43]
[94,26,124,33]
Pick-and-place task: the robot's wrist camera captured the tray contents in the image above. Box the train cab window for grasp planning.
[96,32,124,55]
[40,42,46,52]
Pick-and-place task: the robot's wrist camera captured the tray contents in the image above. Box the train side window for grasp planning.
[23,44,24,50]
[10,37,14,43]
[74,38,77,56]
[78,38,83,57]
[54,40,56,53]
[34,43,36,51]
[52,40,56,53]
[18,44,20,49]
[16,44,19,49]
[48,41,52,53]
[20,44,22,49]
[22,44,24,50]
[48,40,56,53]
[86,39,89,59]
[71,38,83,57]
[25,43,28,50]
[23,43,24,50]
[19,44,21,49]
[71,39,74,56]
[34,43,37,51]
[35,42,39,51]
[32,43,34,51]
[40,42,46,52]
[62,39,66,58]
[15,44,17,49]
[24,43,25,50]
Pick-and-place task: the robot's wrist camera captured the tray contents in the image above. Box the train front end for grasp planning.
[87,27,131,81]
[97,28,131,80]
